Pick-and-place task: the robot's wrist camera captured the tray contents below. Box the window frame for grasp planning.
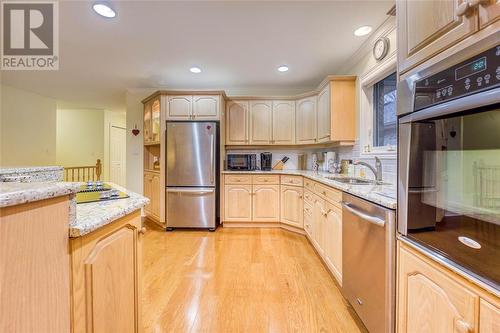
[359,53,397,159]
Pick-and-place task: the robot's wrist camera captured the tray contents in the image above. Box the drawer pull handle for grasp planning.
[139,227,147,235]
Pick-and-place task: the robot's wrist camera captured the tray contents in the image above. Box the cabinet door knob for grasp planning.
[469,0,488,7]
[139,227,147,234]
[457,0,471,16]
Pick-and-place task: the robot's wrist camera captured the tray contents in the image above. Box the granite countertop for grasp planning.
[0,166,64,182]
[0,181,80,208]
[222,170,397,209]
[0,166,63,175]
[71,183,149,237]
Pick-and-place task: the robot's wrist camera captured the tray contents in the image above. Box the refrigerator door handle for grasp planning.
[166,188,215,194]
[210,133,215,184]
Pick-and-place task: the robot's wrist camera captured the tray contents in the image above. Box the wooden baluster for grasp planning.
[96,159,102,181]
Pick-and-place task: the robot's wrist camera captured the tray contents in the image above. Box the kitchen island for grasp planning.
[0,170,148,333]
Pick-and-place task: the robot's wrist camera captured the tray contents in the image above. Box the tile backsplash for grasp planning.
[226,141,397,186]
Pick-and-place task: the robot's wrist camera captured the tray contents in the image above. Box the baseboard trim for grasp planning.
[221,221,306,235]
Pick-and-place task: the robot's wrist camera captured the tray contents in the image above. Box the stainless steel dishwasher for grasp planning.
[341,193,396,333]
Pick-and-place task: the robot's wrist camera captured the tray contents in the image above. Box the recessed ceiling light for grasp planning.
[93,3,116,18]
[277,65,289,72]
[354,25,372,37]
[190,66,202,74]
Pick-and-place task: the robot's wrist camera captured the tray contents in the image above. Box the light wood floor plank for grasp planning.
[142,223,365,333]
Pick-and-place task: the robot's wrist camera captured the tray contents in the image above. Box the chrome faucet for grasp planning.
[354,157,383,183]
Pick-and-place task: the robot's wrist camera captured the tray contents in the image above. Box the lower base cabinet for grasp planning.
[70,210,143,333]
[143,171,160,221]
[397,242,500,333]
[323,202,342,283]
[224,184,252,221]
[280,185,304,228]
[252,184,280,222]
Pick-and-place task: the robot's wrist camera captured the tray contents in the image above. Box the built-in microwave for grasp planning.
[226,154,257,171]
[398,40,500,291]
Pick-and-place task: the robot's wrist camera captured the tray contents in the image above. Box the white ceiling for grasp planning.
[1,1,394,110]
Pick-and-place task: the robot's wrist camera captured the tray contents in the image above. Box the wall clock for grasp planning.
[373,37,389,61]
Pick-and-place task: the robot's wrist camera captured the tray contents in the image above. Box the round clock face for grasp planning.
[373,37,389,60]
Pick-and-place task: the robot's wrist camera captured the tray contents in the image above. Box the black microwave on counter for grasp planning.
[227,154,257,171]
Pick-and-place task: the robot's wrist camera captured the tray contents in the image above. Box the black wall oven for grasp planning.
[398,41,500,291]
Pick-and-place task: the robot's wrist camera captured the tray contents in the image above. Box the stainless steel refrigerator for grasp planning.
[166,121,219,231]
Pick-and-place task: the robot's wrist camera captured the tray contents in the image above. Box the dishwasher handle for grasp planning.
[341,201,386,227]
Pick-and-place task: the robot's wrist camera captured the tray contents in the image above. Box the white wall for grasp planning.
[1,85,58,167]
[125,89,155,194]
[56,108,104,168]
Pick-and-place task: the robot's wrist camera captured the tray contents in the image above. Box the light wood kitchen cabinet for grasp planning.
[143,171,160,221]
[280,185,303,228]
[480,299,500,332]
[250,100,272,145]
[296,97,317,144]
[397,244,478,333]
[272,100,295,144]
[330,79,356,142]
[70,210,143,333]
[192,95,220,119]
[226,101,249,145]
[312,196,325,255]
[478,0,500,29]
[224,184,252,221]
[167,95,192,120]
[397,0,478,73]
[143,98,158,144]
[1,197,71,333]
[252,184,280,222]
[323,202,342,284]
[303,202,314,238]
[317,85,331,143]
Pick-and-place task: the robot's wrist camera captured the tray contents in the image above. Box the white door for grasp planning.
[110,126,126,186]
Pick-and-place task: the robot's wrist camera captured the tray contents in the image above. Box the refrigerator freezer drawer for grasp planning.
[166,187,215,228]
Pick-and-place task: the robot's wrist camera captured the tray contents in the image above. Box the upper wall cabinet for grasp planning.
[166,94,221,120]
[478,0,500,29]
[296,97,317,144]
[317,86,331,143]
[272,101,295,144]
[249,101,273,145]
[192,95,220,119]
[144,96,161,144]
[226,101,249,145]
[397,0,481,74]
[224,76,356,146]
[167,95,192,119]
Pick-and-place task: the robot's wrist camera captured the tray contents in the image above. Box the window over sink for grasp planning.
[373,72,397,148]
[359,50,397,158]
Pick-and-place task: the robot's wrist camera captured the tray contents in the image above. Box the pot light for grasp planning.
[190,66,202,74]
[277,65,289,72]
[93,3,116,18]
[354,25,372,37]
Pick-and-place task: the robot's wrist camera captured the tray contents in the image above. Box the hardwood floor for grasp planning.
[142,222,365,333]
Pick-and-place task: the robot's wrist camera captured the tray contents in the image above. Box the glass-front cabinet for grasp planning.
[144,97,160,144]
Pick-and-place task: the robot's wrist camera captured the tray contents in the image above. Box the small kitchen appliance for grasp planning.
[260,152,272,171]
[227,154,257,171]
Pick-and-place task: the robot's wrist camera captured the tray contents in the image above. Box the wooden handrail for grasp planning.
[64,159,102,182]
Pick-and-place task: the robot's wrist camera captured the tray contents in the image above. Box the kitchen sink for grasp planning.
[325,176,375,185]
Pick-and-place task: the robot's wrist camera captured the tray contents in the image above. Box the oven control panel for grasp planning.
[414,44,500,111]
